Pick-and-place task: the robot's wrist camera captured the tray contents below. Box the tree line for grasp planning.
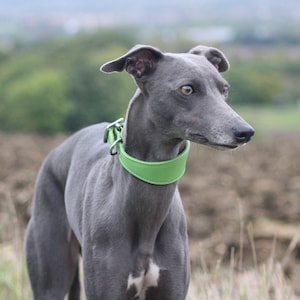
[0,29,299,133]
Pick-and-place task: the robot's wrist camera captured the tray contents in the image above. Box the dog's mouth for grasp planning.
[187,133,238,150]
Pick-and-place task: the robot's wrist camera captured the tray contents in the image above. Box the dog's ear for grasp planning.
[100,45,163,78]
[189,46,230,72]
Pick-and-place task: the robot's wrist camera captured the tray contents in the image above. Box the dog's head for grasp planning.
[101,45,254,150]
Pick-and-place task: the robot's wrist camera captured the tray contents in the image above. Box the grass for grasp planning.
[233,104,300,133]
[0,242,298,300]
[0,244,30,300]
[187,263,297,300]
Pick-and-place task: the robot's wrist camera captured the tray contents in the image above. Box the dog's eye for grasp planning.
[180,85,194,95]
[222,86,229,98]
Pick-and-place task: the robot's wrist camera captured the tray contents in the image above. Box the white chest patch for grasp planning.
[127,259,160,300]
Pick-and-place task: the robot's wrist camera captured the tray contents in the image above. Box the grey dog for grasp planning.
[25,44,254,300]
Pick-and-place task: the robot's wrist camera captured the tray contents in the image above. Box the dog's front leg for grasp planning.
[82,238,135,300]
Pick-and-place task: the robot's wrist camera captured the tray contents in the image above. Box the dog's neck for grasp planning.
[118,89,185,251]
[123,89,186,162]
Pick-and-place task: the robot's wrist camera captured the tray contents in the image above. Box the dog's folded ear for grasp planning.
[100,45,163,78]
[189,46,230,72]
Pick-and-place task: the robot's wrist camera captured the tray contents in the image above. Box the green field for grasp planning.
[234,105,300,133]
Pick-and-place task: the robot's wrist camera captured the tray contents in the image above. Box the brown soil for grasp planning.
[1,131,300,291]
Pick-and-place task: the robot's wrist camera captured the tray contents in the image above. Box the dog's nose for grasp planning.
[232,123,255,144]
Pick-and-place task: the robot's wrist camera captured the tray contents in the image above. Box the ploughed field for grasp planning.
[0,131,300,293]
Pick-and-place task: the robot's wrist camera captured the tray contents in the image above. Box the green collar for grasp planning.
[103,118,190,185]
